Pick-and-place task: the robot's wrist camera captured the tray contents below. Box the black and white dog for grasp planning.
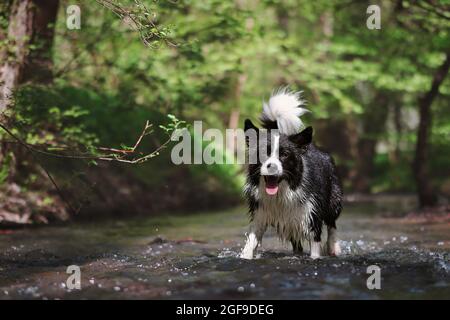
[240,89,343,259]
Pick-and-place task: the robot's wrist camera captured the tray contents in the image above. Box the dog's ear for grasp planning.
[244,119,258,146]
[244,119,258,133]
[289,126,313,146]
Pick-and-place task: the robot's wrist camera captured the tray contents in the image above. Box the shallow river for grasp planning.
[0,196,449,299]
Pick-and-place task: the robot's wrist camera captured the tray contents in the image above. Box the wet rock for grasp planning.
[148,236,167,245]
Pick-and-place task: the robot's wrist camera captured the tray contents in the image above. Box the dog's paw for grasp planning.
[310,241,322,259]
[310,253,322,260]
[328,241,341,256]
[240,251,254,260]
[240,246,255,259]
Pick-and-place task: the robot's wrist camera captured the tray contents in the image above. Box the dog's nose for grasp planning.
[261,158,282,176]
[266,162,279,175]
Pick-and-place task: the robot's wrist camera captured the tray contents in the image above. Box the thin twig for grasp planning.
[95,0,178,48]
[0,120,175,215]
[0,121,171,164]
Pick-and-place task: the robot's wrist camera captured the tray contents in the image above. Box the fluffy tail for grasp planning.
[261,87,309,135]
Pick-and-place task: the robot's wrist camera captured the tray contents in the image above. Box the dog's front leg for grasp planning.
[240,222,266,260]
[240,232,259,259]
[327,226,341,256]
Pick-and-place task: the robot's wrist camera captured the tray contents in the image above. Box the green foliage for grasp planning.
[159,114,187,135]
[188,129,244,195]
[0,2,10,31]
[0,152,11,185]
[96,0,176,48]
[6,0,450,209]
[372,153,416,193]
[13,85,100,148]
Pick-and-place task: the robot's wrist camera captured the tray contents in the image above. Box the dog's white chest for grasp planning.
[256,181,313,241]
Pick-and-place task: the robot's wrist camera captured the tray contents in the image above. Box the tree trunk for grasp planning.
[0,0,59,119]
[413,51,450,208]
[0,1,13,119]
[226,72,246,152]
[352,93,389,193]
[0,0,59,186]
[391,100,402,163]
[22,0,59,83]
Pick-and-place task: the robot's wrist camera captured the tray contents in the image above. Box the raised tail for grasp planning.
[260,87,309,135]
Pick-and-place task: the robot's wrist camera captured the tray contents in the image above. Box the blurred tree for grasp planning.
[1,0,450,224]
[353,92,389,192]
[0,0,59,190]
[414,51,450,207]
[0,0,59,115]
[396,0,450,207]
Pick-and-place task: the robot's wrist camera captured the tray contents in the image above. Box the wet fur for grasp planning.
[244,143,342,242]
[241,92,343,259]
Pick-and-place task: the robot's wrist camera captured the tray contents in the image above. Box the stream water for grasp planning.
[0,195,449,299]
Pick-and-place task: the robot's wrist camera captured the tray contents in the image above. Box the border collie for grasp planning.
[240,88,343,259]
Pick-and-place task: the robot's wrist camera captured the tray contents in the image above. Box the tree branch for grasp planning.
[95,0,177,48]
[0,120,174,164]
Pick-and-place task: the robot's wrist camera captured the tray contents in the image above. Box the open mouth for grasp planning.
[264,175,280,195]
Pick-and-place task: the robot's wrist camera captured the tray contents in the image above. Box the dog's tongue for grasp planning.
[265,176,279,195]
[265,185,279,195]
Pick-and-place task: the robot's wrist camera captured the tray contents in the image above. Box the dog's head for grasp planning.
[244,119,313,195]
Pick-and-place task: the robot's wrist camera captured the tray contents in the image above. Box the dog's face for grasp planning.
[244,119,313,195]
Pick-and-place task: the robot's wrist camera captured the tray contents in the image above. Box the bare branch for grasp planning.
[0,120,174,164]
[1,115,184,216]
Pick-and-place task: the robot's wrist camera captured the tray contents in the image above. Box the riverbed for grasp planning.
[0,196,449,299]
